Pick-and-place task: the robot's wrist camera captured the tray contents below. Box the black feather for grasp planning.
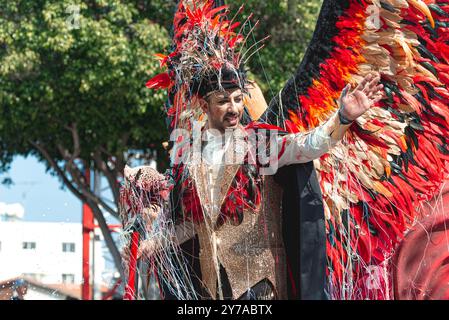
[429,4,449,18]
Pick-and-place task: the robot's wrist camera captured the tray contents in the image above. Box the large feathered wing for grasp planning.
[266,0,449,299]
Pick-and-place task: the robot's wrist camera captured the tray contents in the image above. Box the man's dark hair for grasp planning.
[192,65,248,98]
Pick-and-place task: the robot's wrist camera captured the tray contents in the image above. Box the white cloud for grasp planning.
[0,202,25,219]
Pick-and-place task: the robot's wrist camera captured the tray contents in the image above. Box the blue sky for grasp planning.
[0,156,118,223]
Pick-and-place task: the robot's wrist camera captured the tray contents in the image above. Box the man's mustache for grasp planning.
[224,112,239,119]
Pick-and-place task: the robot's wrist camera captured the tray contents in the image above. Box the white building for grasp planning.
[0,220,105,299]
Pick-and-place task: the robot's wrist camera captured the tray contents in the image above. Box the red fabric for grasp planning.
[393,201,449,300]
[124,231,140,300]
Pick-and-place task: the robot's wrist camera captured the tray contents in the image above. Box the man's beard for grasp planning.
[223,112,240,127]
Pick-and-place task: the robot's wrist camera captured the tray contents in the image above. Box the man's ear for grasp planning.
[199,97,209,113]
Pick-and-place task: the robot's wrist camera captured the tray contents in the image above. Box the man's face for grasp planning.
[202,88,244,133]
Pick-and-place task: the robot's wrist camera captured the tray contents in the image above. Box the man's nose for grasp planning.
[228,100,238,113]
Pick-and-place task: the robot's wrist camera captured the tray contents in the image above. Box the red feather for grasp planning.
[145,73,171,90]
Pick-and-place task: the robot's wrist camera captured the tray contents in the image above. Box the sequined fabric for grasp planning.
[190,161,287,300]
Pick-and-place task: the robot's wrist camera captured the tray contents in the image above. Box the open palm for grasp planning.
[340,72,385,121]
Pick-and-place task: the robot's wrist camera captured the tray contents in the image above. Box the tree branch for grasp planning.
[55,127,119,218]
[55,123,80,159]
[65,162,119,218]
[30,140,87,203]
[87,198,125,282]
[93,149,120,206]
[31,139,125,281]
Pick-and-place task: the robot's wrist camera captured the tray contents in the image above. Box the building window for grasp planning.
[62,242,75,253]
[62,274,75,284]
[23,273,44,281]
[22,242,36,250]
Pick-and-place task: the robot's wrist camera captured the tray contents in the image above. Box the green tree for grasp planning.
[232,0,323,95]
[0,0,322,283]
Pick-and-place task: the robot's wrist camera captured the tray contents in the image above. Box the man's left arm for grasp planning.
[277,72,385,168]
[277,111,350,167]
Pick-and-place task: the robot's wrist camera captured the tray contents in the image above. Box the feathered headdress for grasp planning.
[146,0,264,131]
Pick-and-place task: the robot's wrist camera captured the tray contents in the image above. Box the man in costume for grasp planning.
[120,0,385,300]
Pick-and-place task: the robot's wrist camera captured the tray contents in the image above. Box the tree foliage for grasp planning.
[0,0,171,277]
[235,0,323,95]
